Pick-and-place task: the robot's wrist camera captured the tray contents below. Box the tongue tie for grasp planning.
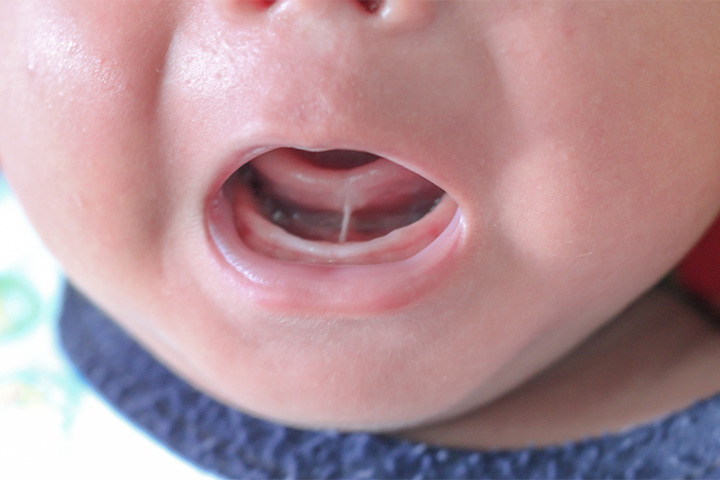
[339,186,353,244]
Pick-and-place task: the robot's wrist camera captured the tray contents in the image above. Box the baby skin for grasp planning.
[2,0,720,449]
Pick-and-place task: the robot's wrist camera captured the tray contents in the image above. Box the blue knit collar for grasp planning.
[59,285,720,479]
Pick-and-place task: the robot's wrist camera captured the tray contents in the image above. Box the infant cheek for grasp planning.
[0,85,168,299]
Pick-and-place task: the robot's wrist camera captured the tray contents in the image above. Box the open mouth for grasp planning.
[220,148,458,265]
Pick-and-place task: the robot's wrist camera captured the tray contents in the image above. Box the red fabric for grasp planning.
[677,215,720,308]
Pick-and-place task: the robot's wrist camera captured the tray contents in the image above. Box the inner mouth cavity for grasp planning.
[222,148,454,265]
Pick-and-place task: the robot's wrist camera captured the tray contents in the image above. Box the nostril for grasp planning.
[357,0,382,14]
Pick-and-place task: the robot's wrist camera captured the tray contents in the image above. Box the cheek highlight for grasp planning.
[22,9,127,115]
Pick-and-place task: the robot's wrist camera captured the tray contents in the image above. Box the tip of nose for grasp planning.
[213,0,275,15]
[277,0,387,16]
[216,0,383,15]
[379,0,436,31]
[215,0,437,30]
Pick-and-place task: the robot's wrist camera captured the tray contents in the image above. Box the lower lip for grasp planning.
[205,154,466,316]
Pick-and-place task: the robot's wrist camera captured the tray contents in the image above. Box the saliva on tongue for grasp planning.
[243,148,445,244]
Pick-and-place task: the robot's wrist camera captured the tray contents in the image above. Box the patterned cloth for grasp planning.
[0,175,213,479]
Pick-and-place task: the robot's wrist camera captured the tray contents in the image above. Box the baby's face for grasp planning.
[2,0,720,431]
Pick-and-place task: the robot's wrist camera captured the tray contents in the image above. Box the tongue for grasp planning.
[231,148,445,244]
[250,148,444,214]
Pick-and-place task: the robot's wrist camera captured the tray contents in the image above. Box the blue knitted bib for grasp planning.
[59,285,720,479]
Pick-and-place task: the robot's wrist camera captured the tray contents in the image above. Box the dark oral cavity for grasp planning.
[222,148,453,264]
[295,149,379,170]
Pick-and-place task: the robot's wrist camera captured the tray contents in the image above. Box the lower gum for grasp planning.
[230,185,456,265]
[249,172,444,244]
